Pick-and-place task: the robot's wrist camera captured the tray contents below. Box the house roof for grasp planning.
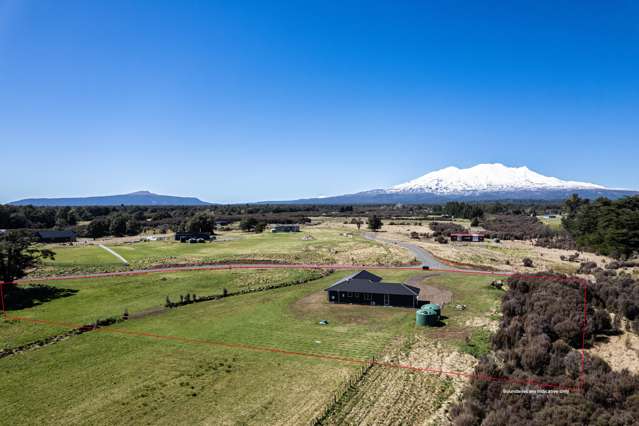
[325,271,420,297]
[36,230,76,239]
[342,270,383,282]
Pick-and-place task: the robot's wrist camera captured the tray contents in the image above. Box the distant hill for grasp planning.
[9,191,211,206]
[264,163,639,204]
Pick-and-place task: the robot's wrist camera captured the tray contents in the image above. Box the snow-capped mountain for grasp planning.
[389,163,606,194]
[267,163,636,204]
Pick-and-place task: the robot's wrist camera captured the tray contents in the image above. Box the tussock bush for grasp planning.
[481,215,554,240]
[429,221,465,237]
[577,261,599,274]
[452,273,639,425]
[606,260,639,270]
[536,232,578,250]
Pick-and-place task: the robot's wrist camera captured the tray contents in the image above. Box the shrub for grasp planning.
[481,214,554,240]
[429,221,465,237]
[522,257,534,267]
[452,273,639,425]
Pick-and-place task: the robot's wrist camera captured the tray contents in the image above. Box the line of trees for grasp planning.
[563,195,639,259]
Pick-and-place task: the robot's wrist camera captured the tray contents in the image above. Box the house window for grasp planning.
[354,292,360,298]
[347,292,352,297]
[364,293,371,301]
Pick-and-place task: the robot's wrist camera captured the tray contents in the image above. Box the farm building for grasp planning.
[325,270,424,308]
[36,230,77,243]
[271,224,300,233]
[450,232,485,242]
[174,232,214,242]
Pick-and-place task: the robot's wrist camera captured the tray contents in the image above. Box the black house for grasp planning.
[325,271,421,308]
[174,232,213,242]
[36,230,77,243]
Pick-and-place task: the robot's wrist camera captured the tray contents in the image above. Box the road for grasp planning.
[362,232,455,270]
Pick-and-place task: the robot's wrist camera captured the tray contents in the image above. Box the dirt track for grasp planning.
[406,274,453,306]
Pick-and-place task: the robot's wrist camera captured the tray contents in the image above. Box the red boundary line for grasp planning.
[3,314,578,392]
[1,272,587,394]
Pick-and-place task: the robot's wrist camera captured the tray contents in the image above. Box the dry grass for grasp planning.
[319,216,618,273]
[589,319,639,375]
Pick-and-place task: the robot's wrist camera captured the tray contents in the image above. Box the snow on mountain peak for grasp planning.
[390,163,606,194]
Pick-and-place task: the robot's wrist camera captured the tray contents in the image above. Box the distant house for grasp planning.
[325,270,423,308]
[174,232,214,242]
[450,233,485,242]
[36,230,77,243]
[271,224,300,233]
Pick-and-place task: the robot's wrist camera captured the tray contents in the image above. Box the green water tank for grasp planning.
[421,303,441,317]
[416,304,441,326]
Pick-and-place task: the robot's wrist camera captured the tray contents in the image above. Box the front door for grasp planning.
[383,294,390,306]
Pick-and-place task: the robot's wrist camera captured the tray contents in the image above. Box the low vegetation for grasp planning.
[429,221,465,237]
[480,214,554,240]
[452,273,639,425]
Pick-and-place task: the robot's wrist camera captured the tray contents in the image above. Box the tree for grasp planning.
[125,218,141,236]
[87,218,110,239]
[350,218,363,230]
[109,214,128,237]
[184,212,216,234]
[240,217,259,232]
[367,215,383,232]
[0,231,55,284]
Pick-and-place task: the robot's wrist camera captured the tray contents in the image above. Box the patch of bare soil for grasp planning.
[406,274,453,306]
[589,322,639,375]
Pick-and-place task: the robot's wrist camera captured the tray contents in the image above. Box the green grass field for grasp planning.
[39,227,413,276]
[412,272,503,348]
[1,269,499,424]
[1,269,323,350]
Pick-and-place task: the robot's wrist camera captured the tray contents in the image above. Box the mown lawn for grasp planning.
[1,268,324,350]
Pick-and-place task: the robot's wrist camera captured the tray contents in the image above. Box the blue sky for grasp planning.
[1,1,638,203]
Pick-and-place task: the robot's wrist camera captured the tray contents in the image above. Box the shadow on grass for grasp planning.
[2,284,78,310]
[420,315,449,328]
